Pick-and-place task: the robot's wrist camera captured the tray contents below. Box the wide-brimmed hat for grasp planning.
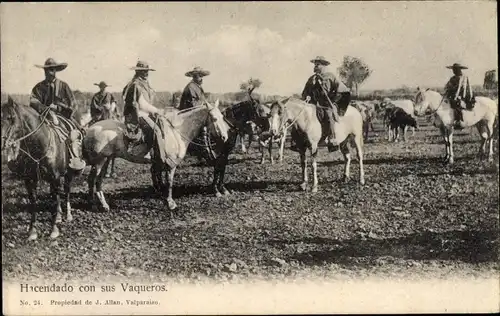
[446,63,468,70]
[35,58,68,71]
[185,66,210,77]
[94,81,110,88]
[310,56,330,66]
[130,60,156,71]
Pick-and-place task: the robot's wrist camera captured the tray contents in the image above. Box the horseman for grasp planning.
[9,57,86,174]
[89,81,116,126]
[122,60,163,160]
[444,63,475,129]
[179,66,213,160]
[300,56,351,152]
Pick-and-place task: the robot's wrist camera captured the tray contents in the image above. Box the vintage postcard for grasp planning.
[1,1,498,315]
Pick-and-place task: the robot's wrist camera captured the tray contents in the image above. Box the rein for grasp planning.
[3,107,56,178]
[4,107,52,148]
[162,103,223,148]
[275,99,307,135]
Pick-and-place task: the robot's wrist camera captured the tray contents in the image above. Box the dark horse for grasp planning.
[205,97,268,196]
[1,97,84,240]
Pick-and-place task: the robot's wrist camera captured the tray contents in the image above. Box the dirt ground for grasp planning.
[2,118,499,282]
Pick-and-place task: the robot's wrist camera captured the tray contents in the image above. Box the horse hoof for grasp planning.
[55,215,63,224]
[50,230,60,239]
[215,191,223,198]
[260,160,265,165]
[311,186,318,193]
[66,214,73,222]
[100,204,110,212]
[28,232,38,241]
[300,183,308,191]
[360,178,366,185]
[343,176,350,183]
[167,199,177,210]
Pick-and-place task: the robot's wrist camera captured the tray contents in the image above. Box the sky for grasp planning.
[1,2,497,96]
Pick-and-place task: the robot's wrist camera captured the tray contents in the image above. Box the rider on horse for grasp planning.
[89,81,116,126]
[8,58,86,174]
[300,56,351,152]
[179,66,214,160]
[444,63,475,129]
[122,61,164,161]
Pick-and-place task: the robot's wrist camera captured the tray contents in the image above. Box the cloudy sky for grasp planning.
[1,2,497,96]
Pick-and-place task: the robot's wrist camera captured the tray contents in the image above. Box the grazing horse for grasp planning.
[83,100,229,211]
[413,88,498,163]
[269,97,365,192]
[1,97,84,240]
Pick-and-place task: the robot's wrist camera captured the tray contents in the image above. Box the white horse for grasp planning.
[413,88,498,163]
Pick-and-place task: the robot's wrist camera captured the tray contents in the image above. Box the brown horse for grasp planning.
[269,97,365,192]
[1,97,83,240]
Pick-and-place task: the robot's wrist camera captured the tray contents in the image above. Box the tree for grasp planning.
[237,78,262,101]
[337,56,372,97]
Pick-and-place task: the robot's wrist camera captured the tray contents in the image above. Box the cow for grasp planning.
[386,106,418,142]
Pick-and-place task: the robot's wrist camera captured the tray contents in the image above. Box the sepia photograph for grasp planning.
[1,1,499,314]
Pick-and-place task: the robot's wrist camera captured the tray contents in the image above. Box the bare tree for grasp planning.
[338,56,372,97]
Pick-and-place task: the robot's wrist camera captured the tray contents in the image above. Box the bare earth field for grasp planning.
[2,119,499,283]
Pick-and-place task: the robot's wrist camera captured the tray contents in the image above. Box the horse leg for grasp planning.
[64,171,74,222]
[268,137,274,165]
[212,158,222,197]
[311,147,319,193]
[247,132,253,154]
[448,131,454,164]
[440,127,450,162]
[340,142,351,183]
[88,165,98,210]
[354,135,365,185]
[165,165,178,210]
[50,177,64,239]
[299,150,308,191]
[218,153,231,195]
[403,125,408,142]
[95,159,111,211]
[25,179,39,241]
[240,134,247,153]
[105,157,117,178]
[279,134,285,163]
[259,140,266,164]
[151,160,163,192]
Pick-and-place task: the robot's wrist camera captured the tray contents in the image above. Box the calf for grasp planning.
[388,107,418,142]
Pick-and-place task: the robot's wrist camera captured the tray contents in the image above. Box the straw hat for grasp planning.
[446,63,468,70]
[94,81,110,88]
[35,58,68,72]
[130,60,156,71]
[185,66,210,77]
[310,56,330,66]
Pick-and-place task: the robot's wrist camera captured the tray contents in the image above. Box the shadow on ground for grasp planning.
[269,229,499,267]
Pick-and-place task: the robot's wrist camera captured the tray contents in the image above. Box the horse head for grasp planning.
[1,96,24,160]
[205,99,229,143]
[268,98,288,137]
[413,87,438,116]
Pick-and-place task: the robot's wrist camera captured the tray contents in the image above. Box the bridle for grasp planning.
[271,98,307,137]
[2,106,55,177]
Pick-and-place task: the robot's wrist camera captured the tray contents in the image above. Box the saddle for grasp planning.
[44,113,85,169]
[314,103,352,137]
